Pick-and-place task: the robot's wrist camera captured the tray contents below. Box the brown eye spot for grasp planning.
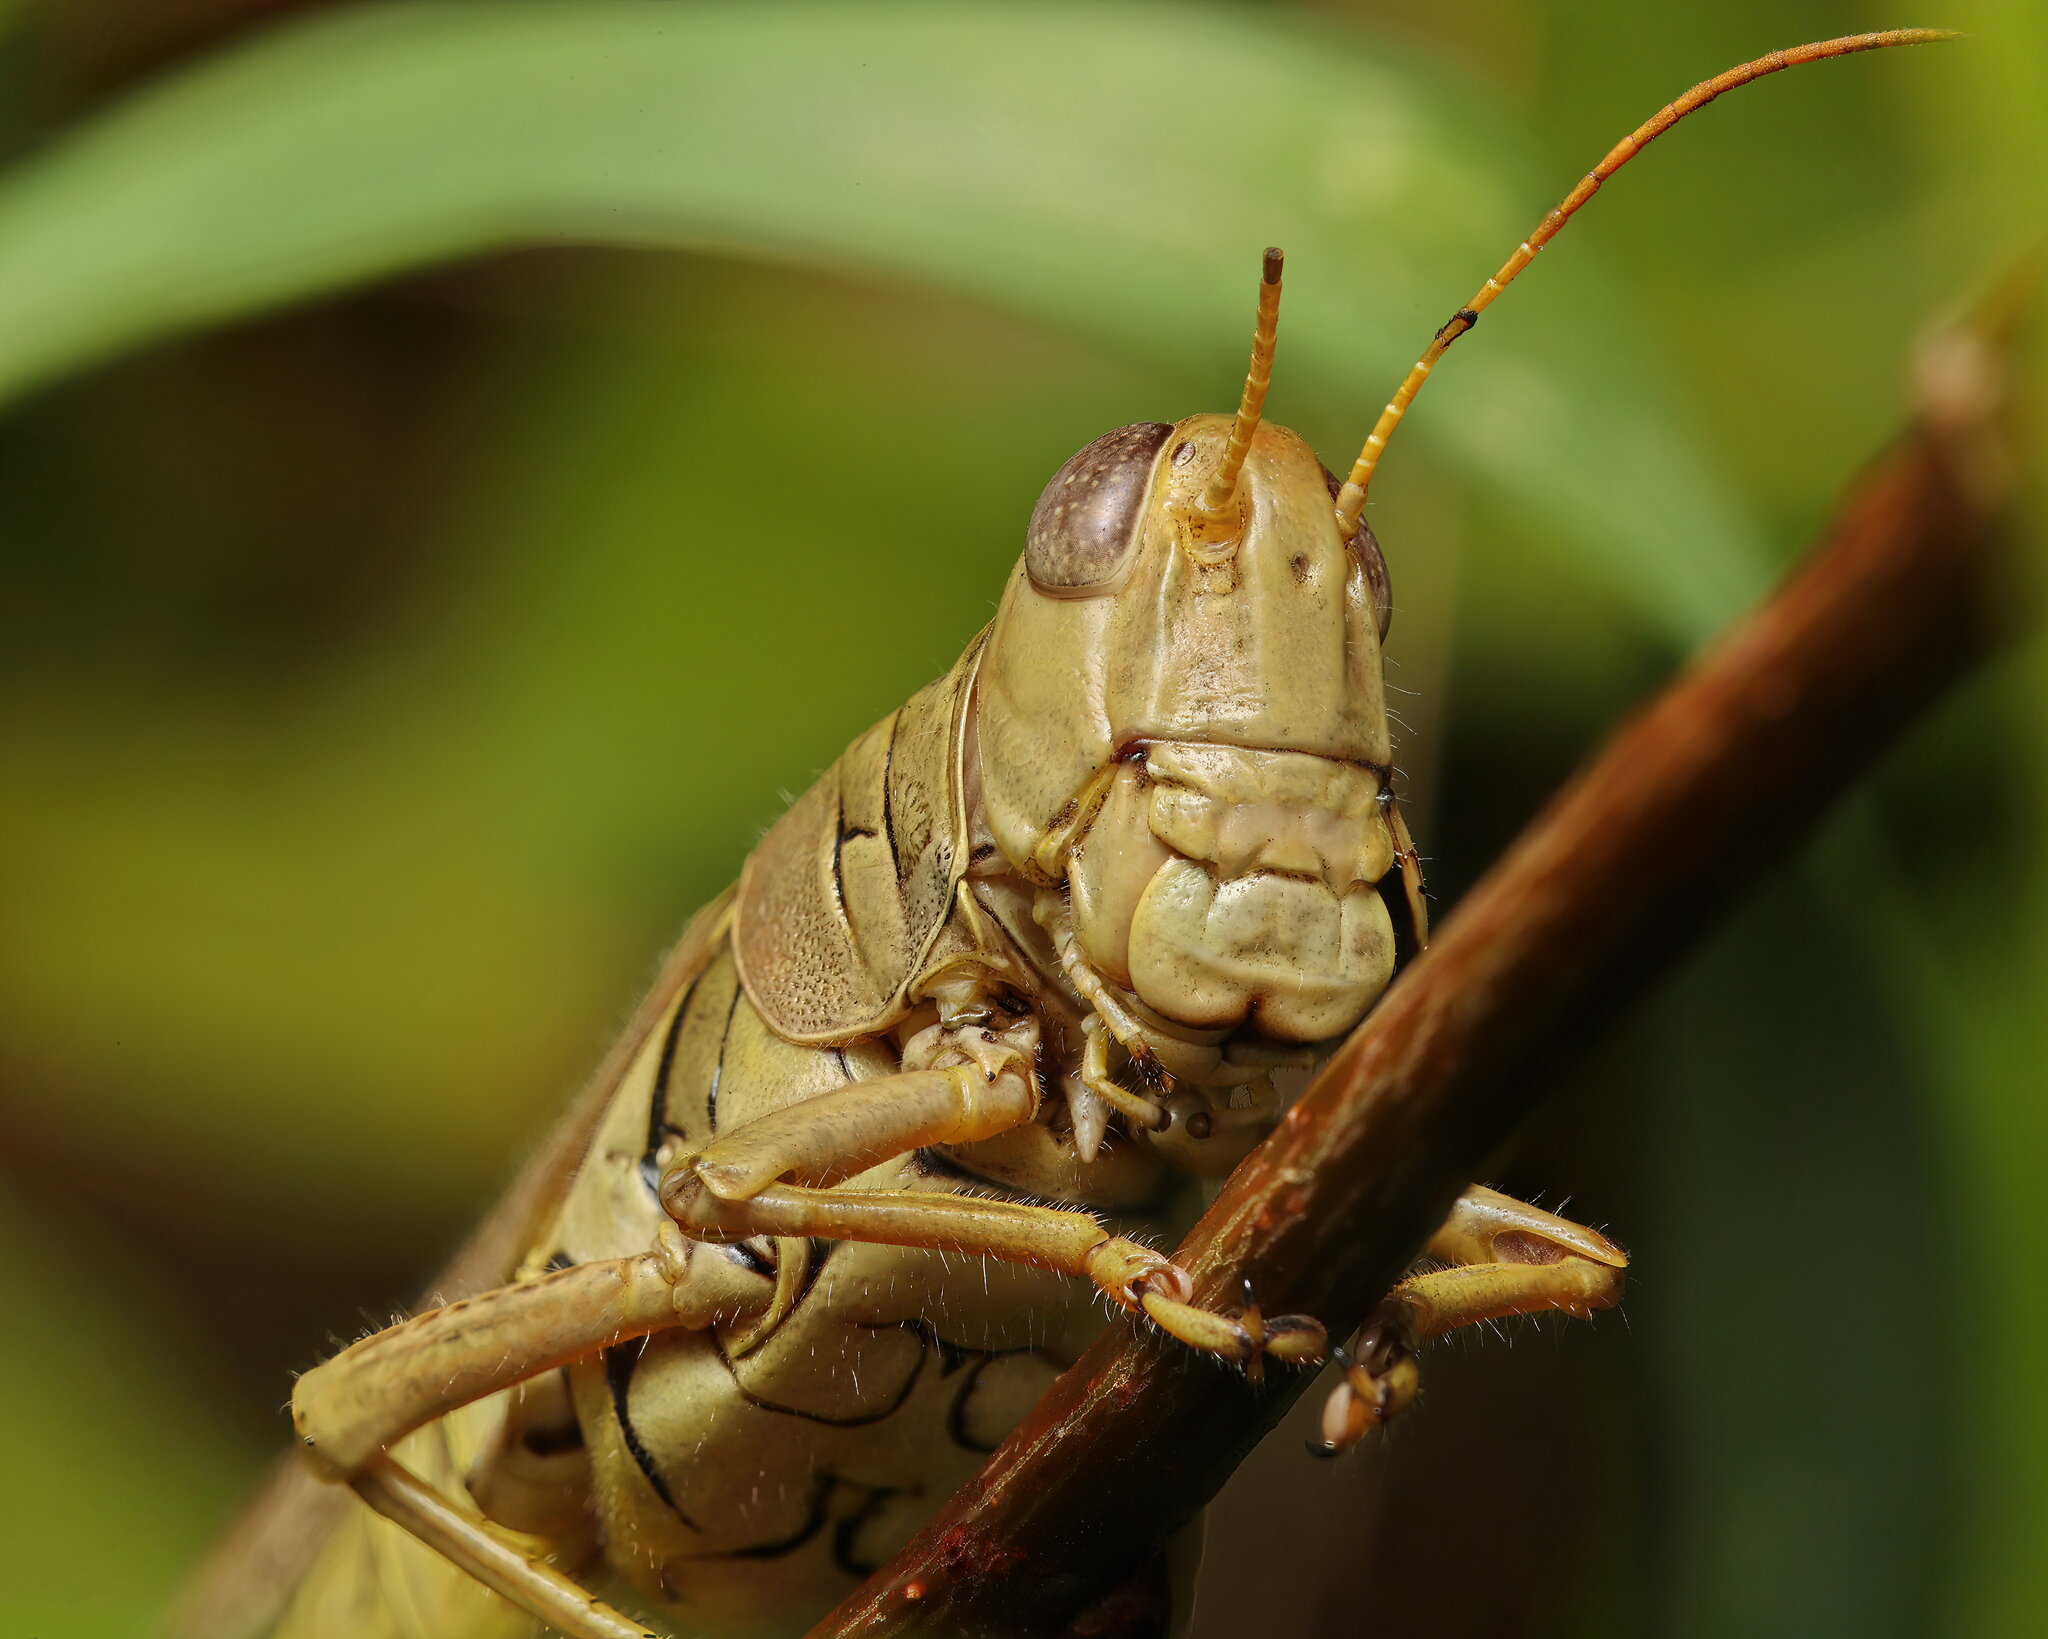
[1319,460,1393,641]
[1026,423,1173,592]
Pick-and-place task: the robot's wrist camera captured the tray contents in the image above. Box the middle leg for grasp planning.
[661,1170,1326,1366]
[1315,1184,1627,1454]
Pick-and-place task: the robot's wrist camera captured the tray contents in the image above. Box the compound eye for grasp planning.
[1025,423,1173,593]
[1353,519,1392,643]
[1321,461,1393,641]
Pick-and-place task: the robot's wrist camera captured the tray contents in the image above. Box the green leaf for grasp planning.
[0,0,1759,637]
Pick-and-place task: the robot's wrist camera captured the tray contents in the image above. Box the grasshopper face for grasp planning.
[978,412,1403,1072]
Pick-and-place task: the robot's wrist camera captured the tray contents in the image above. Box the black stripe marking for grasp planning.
[828,790,851,929]
[879,719,899,872]
[797,1236,836,1308]
[935,1337,972,1377]
[709,1322,928,1428]
[944,1346,1064,1455]
[946,1354,1003,1453]
[711,1472,837,1561]
[603,1338,698,1530]
[705,985,741,1134]
[638,987,695,1197]
[833,1484,915,1578]
[726,1240,775,1279]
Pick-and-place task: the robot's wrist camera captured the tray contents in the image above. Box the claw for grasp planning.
[1314,1323,1421,1455]
[1135,1277,1328,1372]
[1239,1293,1266,1385]
[1082,1239,1329,1370]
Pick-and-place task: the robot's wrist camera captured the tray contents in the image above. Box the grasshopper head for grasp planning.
[971,30,1957,1092]
[976,408,1406,1065]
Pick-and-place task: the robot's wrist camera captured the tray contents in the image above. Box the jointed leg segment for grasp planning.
[1316,1185,1627,1454]
[663,1045,1326,1367]
[290,1043,1325,1635]
[293,1237,712,1639]
[690,1061,1038,1199]
[294,1238,695,1480]
[352,1454,660,1639]
[660,1170,1323,1366]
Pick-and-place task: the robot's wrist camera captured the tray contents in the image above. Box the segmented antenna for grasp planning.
[1196,246,1285,523]
[1331,28,1956,538]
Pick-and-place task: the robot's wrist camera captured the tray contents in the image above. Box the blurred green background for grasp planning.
[0,2,2040,1635]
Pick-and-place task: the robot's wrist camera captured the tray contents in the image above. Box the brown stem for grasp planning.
[809,337,2011,1637]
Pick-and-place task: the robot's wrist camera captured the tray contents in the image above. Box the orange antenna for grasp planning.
[1196,246,1284,522]
[1332,28,1956,538]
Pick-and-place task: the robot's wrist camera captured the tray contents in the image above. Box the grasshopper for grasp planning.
[174,29,1946,1639]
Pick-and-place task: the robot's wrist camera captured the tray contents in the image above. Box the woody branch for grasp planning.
[808,322,2017,1638]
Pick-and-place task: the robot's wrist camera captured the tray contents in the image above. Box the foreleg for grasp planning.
[667,1019,1324,1367]
[689,1058,1037,1200]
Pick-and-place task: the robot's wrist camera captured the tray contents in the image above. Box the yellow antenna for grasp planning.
[1195,246,1285,523]
[1332,28,1956,539]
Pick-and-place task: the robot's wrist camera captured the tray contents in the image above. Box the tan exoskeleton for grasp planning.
[179,29,1946,1639]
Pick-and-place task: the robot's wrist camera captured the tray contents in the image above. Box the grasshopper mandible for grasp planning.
[176,29,1947,1639]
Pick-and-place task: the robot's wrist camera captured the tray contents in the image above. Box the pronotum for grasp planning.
[172,29,1947,1639]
